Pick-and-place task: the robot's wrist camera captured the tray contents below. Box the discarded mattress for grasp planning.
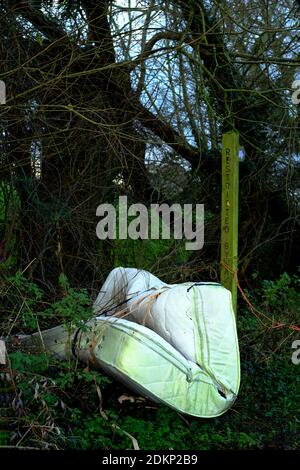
[86,267,240,418]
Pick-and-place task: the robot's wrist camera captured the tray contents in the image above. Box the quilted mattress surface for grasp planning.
[91,267,240,417]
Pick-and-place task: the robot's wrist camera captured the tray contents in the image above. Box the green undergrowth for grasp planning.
[0,270,299,450]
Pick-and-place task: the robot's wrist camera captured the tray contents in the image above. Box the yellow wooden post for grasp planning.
[221,131,239,315]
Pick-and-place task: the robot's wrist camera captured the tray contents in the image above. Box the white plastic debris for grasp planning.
[0,340,7,365]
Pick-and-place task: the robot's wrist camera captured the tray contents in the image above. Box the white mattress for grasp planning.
[89,267,240,417]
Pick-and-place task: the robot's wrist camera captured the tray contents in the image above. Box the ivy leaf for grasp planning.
[36,32,43,46]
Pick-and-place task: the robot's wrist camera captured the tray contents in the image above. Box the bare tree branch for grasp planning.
[128,31,189,71]
[15,2,67,41]
[132,100,205,169]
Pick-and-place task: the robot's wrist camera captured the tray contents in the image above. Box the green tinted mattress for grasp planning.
[76,310,239,417]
